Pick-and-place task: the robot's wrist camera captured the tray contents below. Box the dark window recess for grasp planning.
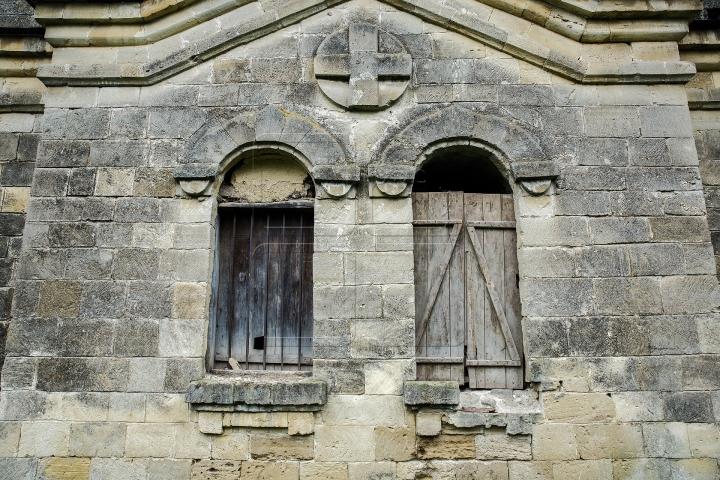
[213,206,314,371]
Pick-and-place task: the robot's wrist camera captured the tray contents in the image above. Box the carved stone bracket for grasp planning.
[512,161,560,196]
[368,164,415,198]
[313,165,361,199]
[174,164,218,197]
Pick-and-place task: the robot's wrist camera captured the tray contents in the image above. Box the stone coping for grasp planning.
[186,372,327,412]
[403,381,460,407]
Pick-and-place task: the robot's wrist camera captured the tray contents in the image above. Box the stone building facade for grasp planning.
[1,0,720,479]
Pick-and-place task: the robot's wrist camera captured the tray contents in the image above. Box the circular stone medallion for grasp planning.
[314,23,412,110]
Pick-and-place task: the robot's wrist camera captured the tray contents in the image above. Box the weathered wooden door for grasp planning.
[214,206,314,371]
[413,192,523,388]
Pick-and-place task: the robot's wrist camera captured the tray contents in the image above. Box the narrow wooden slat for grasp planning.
[482,195,506,388]
[231,211,253,366]
[502,194,523,388]
[413,193,430,380]
[448,192,465,384]
[214,210,233,364]
[426,192,450,381]
[466,359,521,367]
[416,357,464,364]
[413,220,463,226]
[466,221,516,229]
[281,213,302,369]
[300,211,314,366]
[467,226,520,362]
[463,193,484,388]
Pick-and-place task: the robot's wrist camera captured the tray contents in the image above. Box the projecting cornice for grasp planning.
[35,0,697,87]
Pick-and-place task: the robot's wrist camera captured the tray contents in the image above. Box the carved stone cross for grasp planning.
[314,24,412,110]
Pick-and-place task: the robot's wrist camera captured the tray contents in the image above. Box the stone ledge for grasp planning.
[442,411,539,436]
[404,381,460,407]
[186,374,327,412]
[512,161,561,181]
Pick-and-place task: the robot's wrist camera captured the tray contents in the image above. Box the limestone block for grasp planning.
[147,459,192,480]
[250,434,314,460]
[190,459,242,479]
[551,460,612,480]
[18,421,70,457]
[381,284,415,320]
[643,422,691,459]
[671,459,719,480]
[404,382,460,406]
[314,286,382,320]
[300,461,348,480]
[199,412,224,435]
[417,434,476,459]
[543,393,616,423]
[531,423,578,460]
[171,282,208,319]
[174,423,211,459]
[211,432,250,460]
[37,457,91,480]
[348,462,396,480]
[224,412,288,428]
[242,461,299,480]
[125,423,174,458]
[612,458,672,480]
[612,392,663,422]
[351,318,414,358]
[288,413,315,436]
[69,422,125,457]
[315,225,376,253]
[371,198,412,224]
[95,167,134,197]
[416,413,442,437]
[128,358,166,393]
[146,394,188,423]
[687,423,720,458]
[589,218,650,245]
[108,393,145,423]
[521,278,593,316]
[0,458,37,480]
[518,218,590,247]
[1,187,30,213]
[313,253,344,286]
[0,421,21,456]
[508,460,553,480]
[475,431,531,460]
[313,360,364,395]
[574,424,643,459]
[322,395,406,426]
[89,458,149,480]
[314,425,375,462]
[158,318,205,357]
[661,276,720,314]
[583,106,640,138]
[364,359,414,395]
[375,426,415,461]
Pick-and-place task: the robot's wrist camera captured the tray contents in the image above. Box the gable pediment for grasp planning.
[36,0,697,86]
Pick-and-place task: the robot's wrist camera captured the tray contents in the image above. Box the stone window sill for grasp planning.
[405,381,541,436]
[186,371,327,414]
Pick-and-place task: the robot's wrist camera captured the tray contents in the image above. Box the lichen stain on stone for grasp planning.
[219,155,314,203]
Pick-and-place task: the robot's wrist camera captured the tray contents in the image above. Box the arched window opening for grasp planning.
[413,146,511,194]
[211,150,314,372]
[412,151,523,389]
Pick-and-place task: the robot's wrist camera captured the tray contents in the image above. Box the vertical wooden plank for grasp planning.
[247,210,269,370]
[264,211,284,367]
[502,195,523,388]
[281,212,302,370]
[448,192,465,384]
[300,210,314,369]
[413,193,430,380]
[230,210,252,366]
[426,192,450,381]
[483,194,507,388]
[214,210,233,364]
[464,193,484,388]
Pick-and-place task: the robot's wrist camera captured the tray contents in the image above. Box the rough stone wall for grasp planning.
[0,113,39,386]
[1,1,720,479]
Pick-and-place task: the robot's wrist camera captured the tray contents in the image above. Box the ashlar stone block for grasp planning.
[18,421,70,457]
[314,425,375,462]
[475,431,531,460]
[543,392,616,423]
[531,423,579,460]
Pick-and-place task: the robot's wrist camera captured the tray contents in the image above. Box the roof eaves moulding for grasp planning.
[35,0,697,86]
[35,0,702,47]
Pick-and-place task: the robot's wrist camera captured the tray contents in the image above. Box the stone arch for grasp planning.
[372,105,559,196]
[175,105,352,196]
[182,105,347,170]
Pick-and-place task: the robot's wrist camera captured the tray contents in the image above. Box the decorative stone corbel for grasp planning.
[368,164,415,198]
[173,164,218,197]
[313,165,360,199]
[512,161,560,196]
